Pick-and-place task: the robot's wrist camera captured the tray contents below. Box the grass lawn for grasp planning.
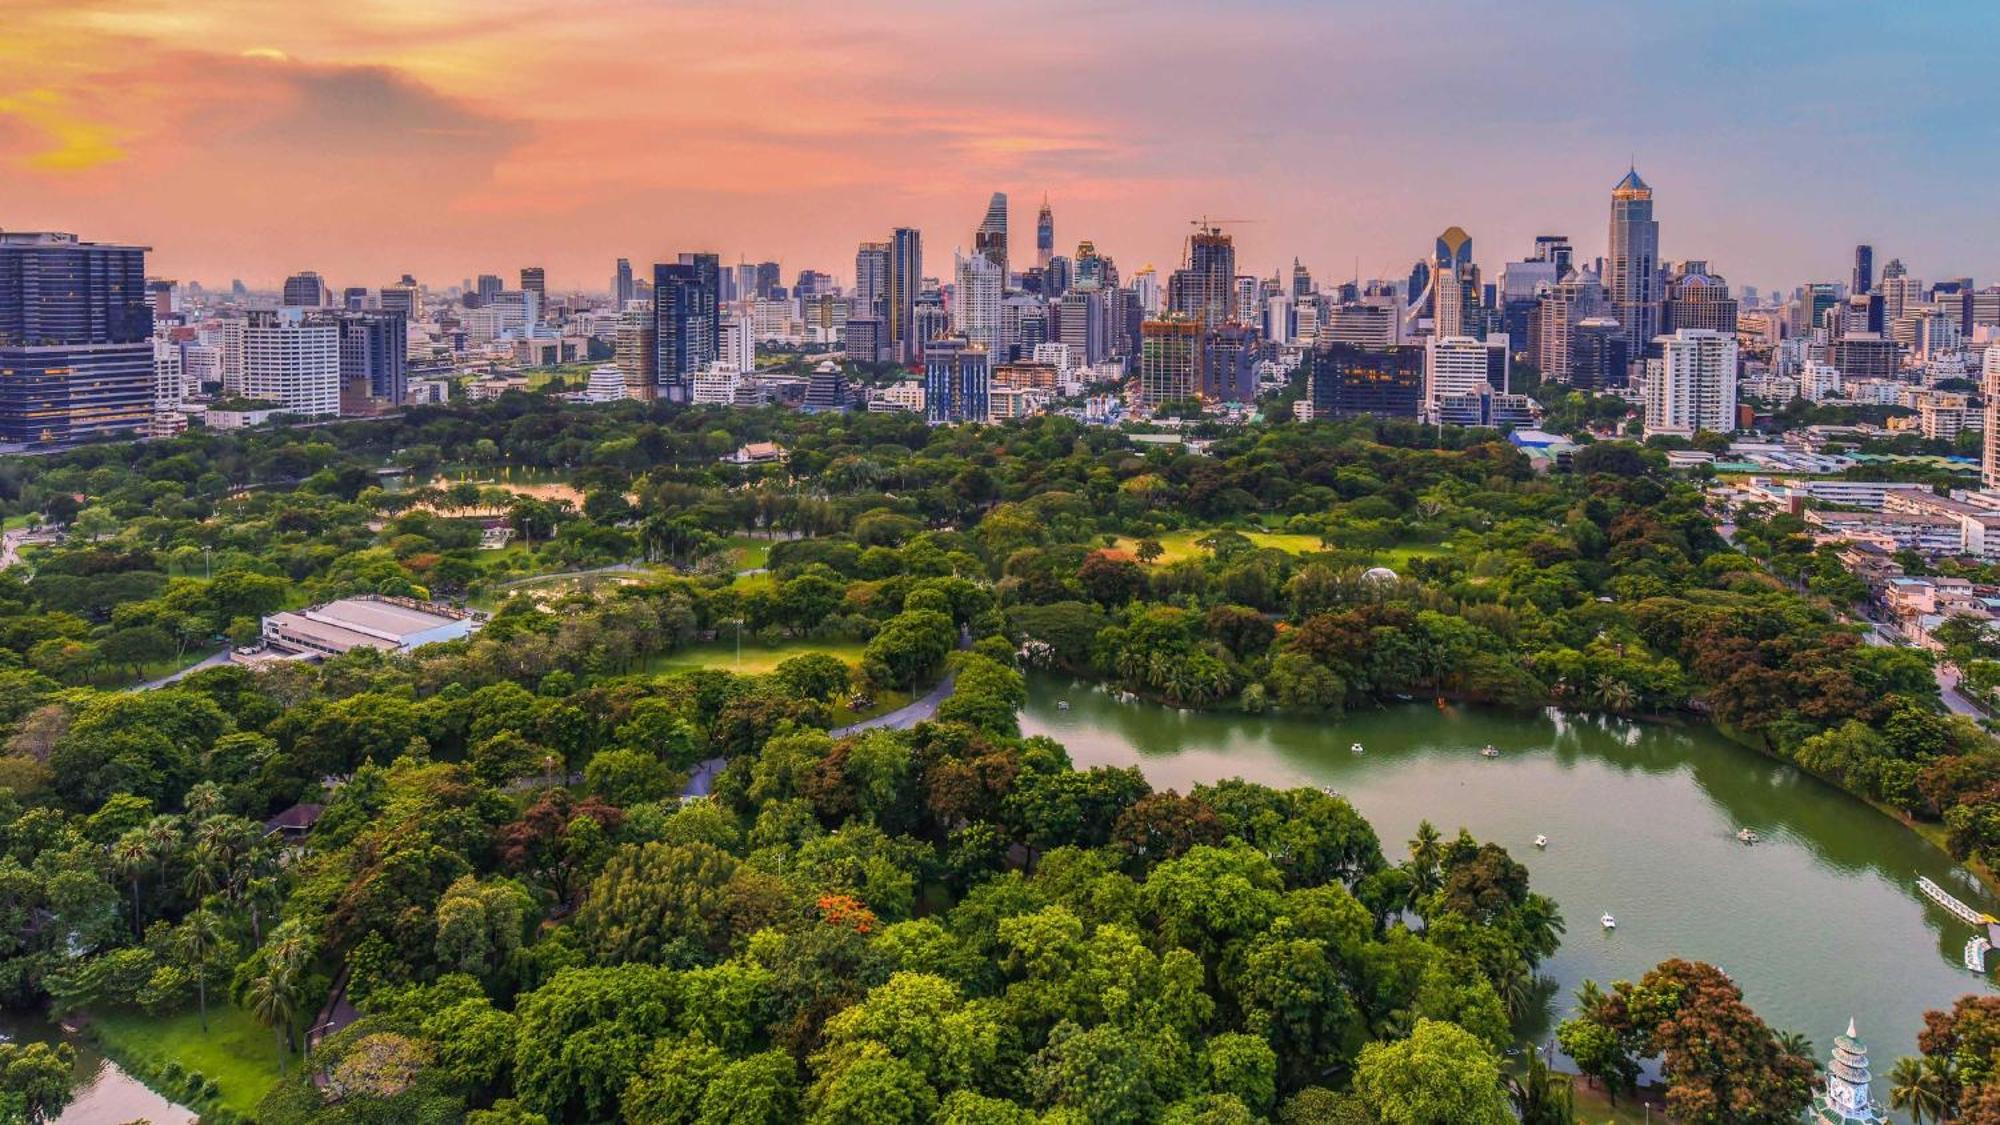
[1564,1074,1669,1123]
[91,1005,284,1118]
[644,637,868,676]
[719,536,773,572]
[1112,529,1450,567]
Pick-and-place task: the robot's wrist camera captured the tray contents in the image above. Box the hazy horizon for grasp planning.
[6,1,1996,295]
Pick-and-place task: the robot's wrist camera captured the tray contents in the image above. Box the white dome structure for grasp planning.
[1361,566,1399,585]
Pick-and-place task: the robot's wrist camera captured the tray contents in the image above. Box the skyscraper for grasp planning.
[612,259,634,306]
[520,267,545,301]
[1427,227,1477,337]
[282,271,328,308]
[654,255,719,402]
[475,275,503,306]
[1664,270,1738,334]
[1169,227,1235,327]
[1644,329,1737,438]
[854,242,890,318]
[1137,314,1201,411]
[754,261,780,300]
[887,228,922,362]
[974,192,1008,278]
[1851,245,1874,297]
[1984,347,2000,491]
[1307,344,1425,419]
[953,251,1003,355]
[1607,168,1662,356]
[1035,196,1054,272]
[0,231,155,443]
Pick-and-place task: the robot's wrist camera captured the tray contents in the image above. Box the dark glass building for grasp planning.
[335,310,407,410]
[0,231,155,443]
[924,337,990,423]
[1306,343,1423,419]
[1569,318,1629,390]
[654,255,720,402]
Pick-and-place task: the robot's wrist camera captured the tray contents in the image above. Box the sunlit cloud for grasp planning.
[0,90,125,172]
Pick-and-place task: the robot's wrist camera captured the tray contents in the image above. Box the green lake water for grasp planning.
[1022,675,1995,1109]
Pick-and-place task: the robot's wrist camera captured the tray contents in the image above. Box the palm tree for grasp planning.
[1889,1054,1947,1125]
[1592,675,1638,715]
[143,815,181,909]
[110,830,151,938]
[1408,819,1443,882]
[184,839,222,904]
[245,952,301,1076]
[174,908,225,1034]
[1508,1053,1577,1125]
[1777,1029,1815,1063]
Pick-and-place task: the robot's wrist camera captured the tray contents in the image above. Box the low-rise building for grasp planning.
[260,596,481,658]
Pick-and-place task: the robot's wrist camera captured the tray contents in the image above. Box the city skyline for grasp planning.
[6,1,1999,292]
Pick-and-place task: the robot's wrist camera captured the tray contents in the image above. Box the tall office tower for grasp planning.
[854,242,891,318]
[1131,268,1161,316]
[334,310,407,411]
[1852,245,1874,296]
[654,256,719,401]
[1307,344,1425,419]
[1606,168,1662,356]
[1532,235,1574,275]
[952,250,1003,355]
[1291,259,1314,300]
[613,259,634,307]
[1499,248,1559,344]
[339,287,366,311]
[1569,318,1629,390]
[1136,315,1201,411]
[887,228,922,361]
[844,317,886,364]
[923,337,991,423]
[475,274,503,305]
[1792,283,1840,336]
[282,271,328,308]
[1073,241,1106,288]
[1035,196,1054,271]
[380,283,417,319]
[721,313,755,373]
[520,267,545,302]
[974,192,1009,278]
[244,308,340,417]
[1201,322,1258,404]
[1233,276,1262,324]
[1059,288,1107,366]
[1664,270,1738,334]
[146,279,175,321]
[1644,329,1737,438]
[999,295,1046,362]
[1419,226,1478,338]
[1531,267,1607,383]
[0,231,155,443]
[614,304,656,396]
[752,261,780,300]
[1168,226,1236,326]
[1984,347,2000,490]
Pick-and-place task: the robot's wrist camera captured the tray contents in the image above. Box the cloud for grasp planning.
[0,90,125,172]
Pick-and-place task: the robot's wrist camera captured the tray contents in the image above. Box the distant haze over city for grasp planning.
[6,1,1999,292]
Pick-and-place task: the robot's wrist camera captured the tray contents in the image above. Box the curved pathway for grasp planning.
[682,630,972,797]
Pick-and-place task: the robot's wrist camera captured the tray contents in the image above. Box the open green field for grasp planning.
[92,1005,284,1118]
[719,536,772,572]
[643,637,867,676]
[1112,529,1450,567]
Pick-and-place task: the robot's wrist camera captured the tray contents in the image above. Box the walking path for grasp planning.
[682,631,973,797]
[129,648,232,691]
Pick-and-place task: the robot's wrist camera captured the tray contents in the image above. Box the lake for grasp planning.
[1023,675,1996,1107]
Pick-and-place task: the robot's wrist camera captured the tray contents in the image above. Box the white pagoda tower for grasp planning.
[1809,1018,1887,1124]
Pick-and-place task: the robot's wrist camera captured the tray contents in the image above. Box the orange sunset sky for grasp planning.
[3,0,1995,295]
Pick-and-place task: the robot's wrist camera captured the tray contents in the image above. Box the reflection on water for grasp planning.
[1025,676,1997,1112]
[0,1011,194,1125]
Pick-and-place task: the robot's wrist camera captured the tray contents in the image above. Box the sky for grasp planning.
[4,0,1997,297]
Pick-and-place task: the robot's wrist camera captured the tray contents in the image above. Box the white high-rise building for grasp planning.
[210,316,247,395]
[1801,360,1842,403]
[244,308,340,417]
[1983,346,2000,490]
[1644,329,1738,438]
[1032,341,1075,378]
[1131,268,1161,316]
[153,340,184,411]
[953,250,1002,355]
[721,314,755,373]
[1425,335,1506,414]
